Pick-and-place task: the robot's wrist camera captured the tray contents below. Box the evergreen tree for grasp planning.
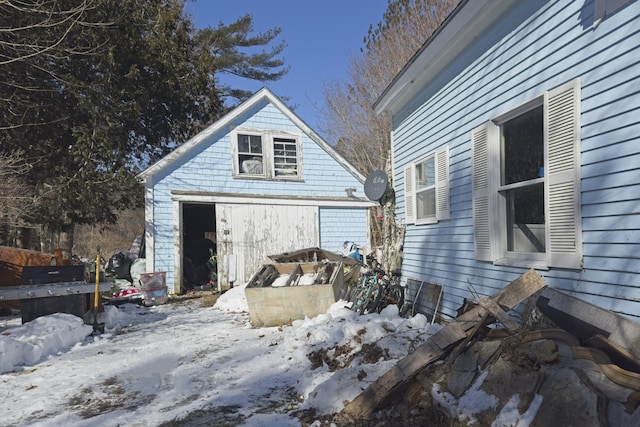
[0,0,287,254]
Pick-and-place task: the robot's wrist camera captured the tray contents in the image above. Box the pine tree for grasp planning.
[0,0,287,254]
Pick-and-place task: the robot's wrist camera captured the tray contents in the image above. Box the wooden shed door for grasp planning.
[216,204,319,286]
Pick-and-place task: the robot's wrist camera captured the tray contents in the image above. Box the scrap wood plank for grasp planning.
[448,311,490,362]
[339,269,546,421]
[476,297,519,332]
[284,264,302,287]
[536,287,640,360]
[584,335,640,373]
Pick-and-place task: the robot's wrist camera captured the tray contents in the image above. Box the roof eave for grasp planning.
[373,0,515,116]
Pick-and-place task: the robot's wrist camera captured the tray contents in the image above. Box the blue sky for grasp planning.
[185,0,390,137]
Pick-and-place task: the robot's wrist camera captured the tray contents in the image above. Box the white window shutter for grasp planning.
[545,79,583,269]
[404,165,416,224]
[436,146,450,220]
[471,122,498,261]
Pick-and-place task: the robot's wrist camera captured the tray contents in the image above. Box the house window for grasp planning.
[404,146,449,225]
[273,137,298,177]
[416,155,436,220]
[471,79,582,269]
[237,133,265,176]
[500,105,545,253]
[233,130,302,180]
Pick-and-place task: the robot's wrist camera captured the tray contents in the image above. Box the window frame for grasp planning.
[471,79,582,270]
[495,98,546,266]
[404,145,450,225]
[235,131,266,178]
[272,136,299,178]
[232,129,303,181]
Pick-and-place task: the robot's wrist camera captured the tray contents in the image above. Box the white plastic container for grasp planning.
[139,272,168,306]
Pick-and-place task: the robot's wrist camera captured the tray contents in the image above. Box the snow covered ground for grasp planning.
[0,284,439,426]
[0,283,533,426]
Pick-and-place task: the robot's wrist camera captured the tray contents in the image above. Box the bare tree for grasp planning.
[74,208,144,259]
[318,0,460,270]
[0,1,99,60]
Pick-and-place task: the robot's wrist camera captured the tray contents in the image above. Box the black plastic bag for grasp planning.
[105,251,133,281]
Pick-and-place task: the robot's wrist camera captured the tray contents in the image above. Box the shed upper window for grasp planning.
[232,130,303,180]
[237,134,265,176]
[273,137,298,177]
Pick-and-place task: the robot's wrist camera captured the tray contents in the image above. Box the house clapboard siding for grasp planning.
[379,0,640,321]
[140,88,372,292]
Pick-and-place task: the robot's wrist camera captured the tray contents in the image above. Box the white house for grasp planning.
[374,0,640,321]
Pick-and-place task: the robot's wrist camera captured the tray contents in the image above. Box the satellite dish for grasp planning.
[364,169,389,201]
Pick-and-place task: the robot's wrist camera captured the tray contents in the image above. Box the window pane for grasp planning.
[502,106,543,185]
[238,134,250,152]
[237,134,262,154]
[239,154,264,174]
[415,157,435,190]
[250,136,263,154]
[416,188,436,218]
[505,183,545,252]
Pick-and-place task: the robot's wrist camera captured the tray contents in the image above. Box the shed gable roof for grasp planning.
[139,87,364,183]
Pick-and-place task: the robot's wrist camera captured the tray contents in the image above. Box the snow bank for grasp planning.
[0,313,92,373]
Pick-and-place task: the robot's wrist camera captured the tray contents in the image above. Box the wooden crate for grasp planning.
[245,261,345,327]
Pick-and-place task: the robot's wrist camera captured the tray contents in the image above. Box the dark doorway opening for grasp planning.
[182,203,216,292]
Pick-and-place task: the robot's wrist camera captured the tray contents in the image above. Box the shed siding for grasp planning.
[392,1,640,320]
[150,100,367,286]
[154,102,362,198]
[319,207,370,254]
[152,186,175,283]
[216,203,319,283]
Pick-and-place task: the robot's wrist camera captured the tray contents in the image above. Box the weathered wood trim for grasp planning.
[170,191,376,208]
[536,287,640,360]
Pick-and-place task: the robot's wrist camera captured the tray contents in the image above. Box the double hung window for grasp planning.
[237,134,265,176]
[404,146,450,225]
[471,79,582,269]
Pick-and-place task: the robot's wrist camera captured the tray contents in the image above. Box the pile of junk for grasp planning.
[102,236,169,307]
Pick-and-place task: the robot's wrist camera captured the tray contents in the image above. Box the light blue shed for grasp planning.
[374,0,640,321]
[139,88,373,294]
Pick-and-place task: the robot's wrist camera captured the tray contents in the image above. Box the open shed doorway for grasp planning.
[182,203,217,292]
